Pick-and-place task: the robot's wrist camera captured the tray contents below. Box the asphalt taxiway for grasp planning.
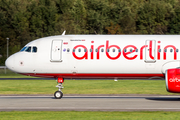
[0,95,180,111]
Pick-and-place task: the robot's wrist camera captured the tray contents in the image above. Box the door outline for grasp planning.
[50,40,63,62]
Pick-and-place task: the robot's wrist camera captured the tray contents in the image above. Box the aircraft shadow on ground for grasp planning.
[60,96,180,101]
[59,97,147,99]
[146,97,180,101]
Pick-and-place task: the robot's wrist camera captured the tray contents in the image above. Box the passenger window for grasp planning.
[78,48,81,52]
[32,46,37,53]
[113,49,115,52]
[73,49,75,52]
[136,49,138,52]
[67,48,70,52]
[118,49,121,52]
[101,49,104,52]
[170,49,173,52]
[176,49,179,52]
[84,49,87,52]
[107,49,109,52]
[124,49,127,53]
[158,49,161,52]
[95,49,98,52]
[130,49,133,52]
[90,49,92,52]
[25,46,31,52]
[164,49,167,52]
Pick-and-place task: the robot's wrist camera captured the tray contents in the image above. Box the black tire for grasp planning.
[54,91,63,99]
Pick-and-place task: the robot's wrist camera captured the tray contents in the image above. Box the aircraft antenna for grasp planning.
[62,30,66,35]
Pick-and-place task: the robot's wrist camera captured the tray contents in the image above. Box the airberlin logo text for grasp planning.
[72,40,177,60]
[169,77,180,82]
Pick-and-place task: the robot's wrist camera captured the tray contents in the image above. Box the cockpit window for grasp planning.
[32,46,37,53]
[20,46,38,53]
[25,46,31,52]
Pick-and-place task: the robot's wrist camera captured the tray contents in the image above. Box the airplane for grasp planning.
[5,31,180,99]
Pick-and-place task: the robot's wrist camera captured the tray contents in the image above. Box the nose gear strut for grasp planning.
[54,78,64,99]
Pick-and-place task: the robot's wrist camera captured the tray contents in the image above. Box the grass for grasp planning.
[0,69,178,95]
[0,68,18,76]
[0,79,178,95]
[0,111,180,120]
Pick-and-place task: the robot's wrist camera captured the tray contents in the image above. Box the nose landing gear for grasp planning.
[54,78,64,99]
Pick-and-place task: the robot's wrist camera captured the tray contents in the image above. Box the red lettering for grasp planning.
[123,45,138,60]
[72,45,88,60]
[106,41,121,60]
[140,45,148,60]
[149,41,154,60]
[72,40,178,61]
[157,41,161,60]
[91,41,94,59]
[97,45,104,59]
[163,45,177,60]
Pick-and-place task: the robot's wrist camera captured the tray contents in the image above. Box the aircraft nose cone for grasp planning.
[5,55,15,71]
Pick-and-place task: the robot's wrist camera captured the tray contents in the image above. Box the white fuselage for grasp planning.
[5,35,180,79]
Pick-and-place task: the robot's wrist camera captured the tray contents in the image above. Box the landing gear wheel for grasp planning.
[54,78,64,99]
[54,91,63,99]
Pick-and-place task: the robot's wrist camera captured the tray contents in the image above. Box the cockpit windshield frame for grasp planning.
[20,47,27,52]
[20,46,37,53]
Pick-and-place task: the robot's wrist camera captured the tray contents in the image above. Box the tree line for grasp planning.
[0,0,180,65]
